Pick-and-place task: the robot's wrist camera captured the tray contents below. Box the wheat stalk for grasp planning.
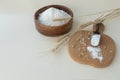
[52,8,120,52]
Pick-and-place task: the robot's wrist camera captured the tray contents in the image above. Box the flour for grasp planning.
[38,7,71,26]
[87,46,103,62]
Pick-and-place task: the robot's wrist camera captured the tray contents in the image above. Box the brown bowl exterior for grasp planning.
[34,5,73,36]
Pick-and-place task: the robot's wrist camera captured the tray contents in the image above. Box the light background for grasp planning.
[0,0,120,80]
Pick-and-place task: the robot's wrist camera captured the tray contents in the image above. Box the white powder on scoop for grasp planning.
[38,7,71,26]
[91,34,101,46]
[87,46,103,62]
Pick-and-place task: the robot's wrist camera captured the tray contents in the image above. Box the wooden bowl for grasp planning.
[34,5,73,36]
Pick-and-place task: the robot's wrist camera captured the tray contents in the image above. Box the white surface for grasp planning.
[0,0,120,80]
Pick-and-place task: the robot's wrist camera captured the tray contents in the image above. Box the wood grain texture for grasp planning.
[68,30,116,68]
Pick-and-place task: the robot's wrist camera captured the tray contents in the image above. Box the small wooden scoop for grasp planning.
[91,23,101,46]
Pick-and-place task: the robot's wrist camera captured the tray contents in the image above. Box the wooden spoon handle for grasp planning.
[93,23,105,33]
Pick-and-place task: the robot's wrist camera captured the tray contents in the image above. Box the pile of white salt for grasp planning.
[38,7,71,26]
[87,46,103,62]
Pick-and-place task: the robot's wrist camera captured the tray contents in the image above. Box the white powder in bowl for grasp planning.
[38,7,71,26]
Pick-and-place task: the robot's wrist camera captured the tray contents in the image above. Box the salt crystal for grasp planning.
[71,45,74,48]
[38,7,71,26]
[81,53,84,56]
